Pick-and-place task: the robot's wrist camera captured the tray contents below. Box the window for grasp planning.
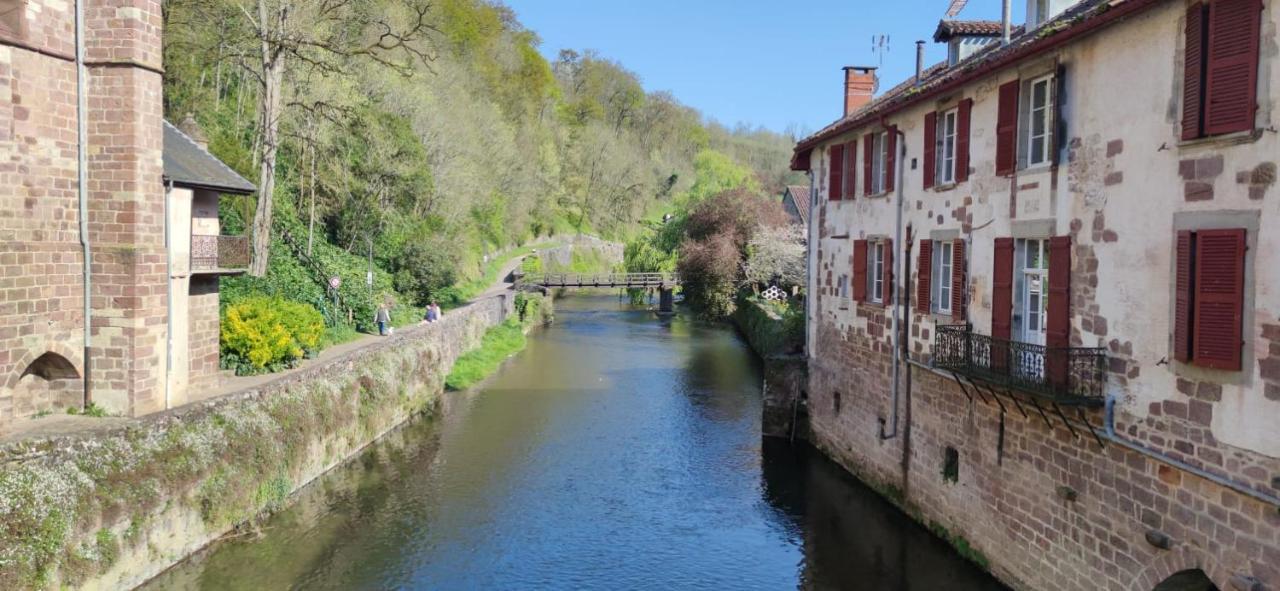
[1013,239,1050,345]
[1026,75,1053,167]
[0,0,24,39]
[933,241,954,315]
[1174,228,1247,370]
[1181,0,1262,140]
[870,241,885,304]
[937,108,958,185]
[828,143,844,201]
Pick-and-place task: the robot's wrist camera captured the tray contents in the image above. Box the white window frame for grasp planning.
[937,108,959,185]
[869,241,885,304]
[933,241,954,315]
[1026,74,1054,168]
[869,131,888,195]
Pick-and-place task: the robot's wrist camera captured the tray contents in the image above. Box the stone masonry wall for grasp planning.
[0,294,514,590]
[187,276,220,390]
[807,328,1280,591]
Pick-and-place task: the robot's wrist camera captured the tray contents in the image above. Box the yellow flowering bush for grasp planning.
[221,297,324,374]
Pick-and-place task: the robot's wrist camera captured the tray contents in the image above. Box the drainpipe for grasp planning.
[881,126,908,440]
[806,169,816,360]
[75,0,93,410]
[1103,393,1280,507]
[163,179,173,409]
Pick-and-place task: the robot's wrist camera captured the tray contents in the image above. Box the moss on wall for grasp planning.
[732,297,804,359]
[0,296,512,589]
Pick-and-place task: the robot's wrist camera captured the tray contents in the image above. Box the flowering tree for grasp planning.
[743,224,806,289]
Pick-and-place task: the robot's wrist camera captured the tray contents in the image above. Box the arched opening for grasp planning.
[20,352,80,381]
[11,352,81,419]
[1153,569,1219,591]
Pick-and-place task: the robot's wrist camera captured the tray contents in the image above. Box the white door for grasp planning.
[1018,239,1049,380]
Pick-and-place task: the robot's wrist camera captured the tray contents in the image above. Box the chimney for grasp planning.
[1002,0,1012,43]
[178,113,209,150]
[843,66,877,117]
[915,41,926,86]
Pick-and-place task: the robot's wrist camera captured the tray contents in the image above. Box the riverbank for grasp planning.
[0,295,516,590]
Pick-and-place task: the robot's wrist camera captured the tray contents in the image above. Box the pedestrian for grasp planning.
[424,301,441,323]
[375,303,391,336]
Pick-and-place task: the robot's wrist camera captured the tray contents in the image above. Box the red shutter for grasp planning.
[992,238,1015,373]
[917,239,933,313]
[992,238,1015,339]
[923,112,937,190]
[1182,3,1208,140]
[883,238,894,305]
[853,240,868,302]
[828,144,844,201]
[995,81,1020,176]
[844,141,857,199]
[1174,230,1194,362]
[1046,236,1072,386]
[863,134,874,196]
[885,126,898,193]
[956,99,972,183]
[951,239,966,321]
[1192,228,1246,370]
[1204,0,1261,136]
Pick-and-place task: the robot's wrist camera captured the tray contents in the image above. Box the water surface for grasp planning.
[146,294,1006,590]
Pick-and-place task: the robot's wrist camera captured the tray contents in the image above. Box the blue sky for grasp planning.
[504,0,1026,137]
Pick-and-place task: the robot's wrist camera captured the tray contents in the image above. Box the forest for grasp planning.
[161,0,799,371]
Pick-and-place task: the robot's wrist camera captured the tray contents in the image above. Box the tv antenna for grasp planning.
[871,34,890,66]
[945,0,969,17]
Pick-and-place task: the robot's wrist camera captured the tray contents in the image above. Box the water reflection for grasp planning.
[145,295,1005,591]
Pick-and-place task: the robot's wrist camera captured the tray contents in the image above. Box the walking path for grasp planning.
[1,256,530,444]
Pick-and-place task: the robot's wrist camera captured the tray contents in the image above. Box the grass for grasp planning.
[66,403,109,418]
[444,319,528,390]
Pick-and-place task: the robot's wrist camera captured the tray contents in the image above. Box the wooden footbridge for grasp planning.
[514,272,681,313]
[515,272,681,289]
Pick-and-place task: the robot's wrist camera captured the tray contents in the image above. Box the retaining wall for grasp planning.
[0,294,513,590]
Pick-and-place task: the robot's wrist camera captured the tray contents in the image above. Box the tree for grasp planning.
[232,0,436,275]
[743,224,807,289]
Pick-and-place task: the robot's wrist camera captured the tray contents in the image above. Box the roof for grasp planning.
[793,0,1169,170]
[933,19,1005,42]
[784,185,811,225]
[163,120,256,194]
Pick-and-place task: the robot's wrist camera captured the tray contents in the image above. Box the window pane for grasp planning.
[1031,136,1045,164]
[1033,80,1047,108]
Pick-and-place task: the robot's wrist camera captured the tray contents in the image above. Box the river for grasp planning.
[144,294,1007,590]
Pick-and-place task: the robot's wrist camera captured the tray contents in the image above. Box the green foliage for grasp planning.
[684,149,757,205]
[221,297,324,374]
[65,403,108,418]
[734,296,805,358]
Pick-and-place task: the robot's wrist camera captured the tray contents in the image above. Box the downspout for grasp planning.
[880,125,908,440]
[75,0,92,409]
[806,169,816,360]
[164,179,173,409]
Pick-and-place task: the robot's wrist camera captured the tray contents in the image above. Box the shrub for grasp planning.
[221,297,324,374]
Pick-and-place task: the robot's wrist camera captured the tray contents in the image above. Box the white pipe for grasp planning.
[164,180,173,409]
[75,0,92,409]
[1002,0,1013,43]
[881,127,908,440]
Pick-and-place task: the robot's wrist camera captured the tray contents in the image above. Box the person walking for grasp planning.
[375,303,391,336]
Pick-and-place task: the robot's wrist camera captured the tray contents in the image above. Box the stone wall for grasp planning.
[807,322,1280,591]
[0,294,514,590]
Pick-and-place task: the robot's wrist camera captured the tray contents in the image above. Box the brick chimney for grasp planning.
[843,67,877,117]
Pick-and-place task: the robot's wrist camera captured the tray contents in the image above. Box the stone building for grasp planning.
[792,0,1279,590]
[0,0,251,425]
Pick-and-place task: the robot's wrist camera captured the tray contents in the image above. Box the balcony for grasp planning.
[933,324,1107,408]
[191,234,250,273]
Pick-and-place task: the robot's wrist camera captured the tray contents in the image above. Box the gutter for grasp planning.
[792,0,1168,164]
[806,170,816,360]
[75,0,92,410]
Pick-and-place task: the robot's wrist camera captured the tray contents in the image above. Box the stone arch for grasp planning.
[5,344,84,420]
[1129,545,1231,591]
[1153,569,1219,591]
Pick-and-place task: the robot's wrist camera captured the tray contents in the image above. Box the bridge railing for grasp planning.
[517,272,681,288]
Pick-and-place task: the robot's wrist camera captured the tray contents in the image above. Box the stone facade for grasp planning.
[797,0,1280,589]
[0,0,248,425]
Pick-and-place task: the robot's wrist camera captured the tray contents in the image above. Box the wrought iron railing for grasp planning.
[191,234,250,272]
[933,324,1107,406]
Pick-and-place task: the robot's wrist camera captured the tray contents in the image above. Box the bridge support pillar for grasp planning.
[658,287,675,315]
